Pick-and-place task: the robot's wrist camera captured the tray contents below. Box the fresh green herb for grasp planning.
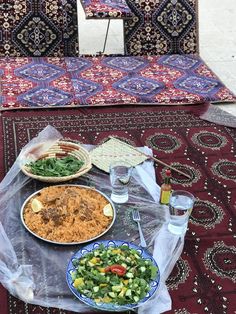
[27,156,84,177]
[72,244,158,305]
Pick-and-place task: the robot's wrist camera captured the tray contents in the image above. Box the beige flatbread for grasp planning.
[90,138,148,173]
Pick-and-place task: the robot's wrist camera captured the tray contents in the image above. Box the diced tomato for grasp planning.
[104,266,111,273]
[104,264,126,276]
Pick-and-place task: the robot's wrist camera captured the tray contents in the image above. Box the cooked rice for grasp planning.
[23,186,113,243]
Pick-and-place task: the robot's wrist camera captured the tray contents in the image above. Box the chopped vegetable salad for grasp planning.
[71,244,158,305]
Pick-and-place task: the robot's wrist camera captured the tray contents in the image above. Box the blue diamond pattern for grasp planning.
[15,62,64,82]
[175,75,223,96]
[103,57,148,72]
[158,55,200,70]
[72,78,102,99]
[113,76,164,97]
[19,87,72,106]
[65,58,92,72]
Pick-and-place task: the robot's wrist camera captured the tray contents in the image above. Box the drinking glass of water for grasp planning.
[168,190,195,235]
[109,161,133,204]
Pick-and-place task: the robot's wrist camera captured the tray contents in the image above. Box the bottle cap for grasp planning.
[166,169,171,176]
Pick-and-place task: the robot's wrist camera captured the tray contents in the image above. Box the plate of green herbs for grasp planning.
[28,156,84,177]
[21,141,92,182]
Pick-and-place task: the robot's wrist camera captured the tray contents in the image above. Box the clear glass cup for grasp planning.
[109,161,133,204]
[167,190,195,235]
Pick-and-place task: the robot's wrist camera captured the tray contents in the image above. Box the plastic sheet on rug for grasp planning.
[200,104,236,128]
[0,126,185,314]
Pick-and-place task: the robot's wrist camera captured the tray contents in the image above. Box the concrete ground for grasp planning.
[77,0,236,116]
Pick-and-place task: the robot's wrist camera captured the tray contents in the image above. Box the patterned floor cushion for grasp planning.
[124,0,199,56]
[0,0,79,57]
[80,0,133,19]
[0,55,235,109]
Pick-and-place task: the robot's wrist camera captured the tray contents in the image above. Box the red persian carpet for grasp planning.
[0,104,235,314]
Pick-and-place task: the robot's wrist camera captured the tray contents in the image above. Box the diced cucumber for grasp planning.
[108,292,116,298]
[140,266,146,272]
[125,289,132,297]
[93,286,99,293]
[133,296,139,303]
[112,285,123,292]
[126,272,134,278]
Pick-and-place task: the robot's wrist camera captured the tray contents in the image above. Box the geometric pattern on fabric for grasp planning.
[113,76,165,98]
[211,159,236,182]
[72,78,103,103]
[15,62,65,83]
[0,57,75,109]
[102,56,148,72]
[191,131,228,150]
[158,54,201,70]
[174,75,223,96]
[80,0,133,19]
[0,54,235,110]
[0,0,79,57]
[64,55,235,107]
[166,257,191,290]
[203,241,236,283]
[124,0,199,56]
[18,87,73,107]
[65,57,92,72]
[1,105,236,314]
[190,199,225,229]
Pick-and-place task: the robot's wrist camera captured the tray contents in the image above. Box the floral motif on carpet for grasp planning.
[80,0,133,18]
[0,105,236,313]
[124,0,199,55]
[0,0,79,57]
[1,55,235,109]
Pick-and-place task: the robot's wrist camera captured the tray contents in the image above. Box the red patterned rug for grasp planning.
[0,105,236,314]
[1,55,235,110]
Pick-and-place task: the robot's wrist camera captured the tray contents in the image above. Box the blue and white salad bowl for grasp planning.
[66,240,160,312]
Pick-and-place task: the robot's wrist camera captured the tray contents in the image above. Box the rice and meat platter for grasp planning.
[22,185,115,244]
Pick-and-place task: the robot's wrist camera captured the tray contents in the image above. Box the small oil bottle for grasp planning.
[159,169,172,205]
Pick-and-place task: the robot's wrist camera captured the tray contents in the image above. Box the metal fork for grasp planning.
[132,209,147,248]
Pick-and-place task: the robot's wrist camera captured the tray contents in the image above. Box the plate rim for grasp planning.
[66,239,160,311]
[20,184,116,245]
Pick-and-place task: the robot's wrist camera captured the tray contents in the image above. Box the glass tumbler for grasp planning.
[168,190,195,235]
[109,161,133,204]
